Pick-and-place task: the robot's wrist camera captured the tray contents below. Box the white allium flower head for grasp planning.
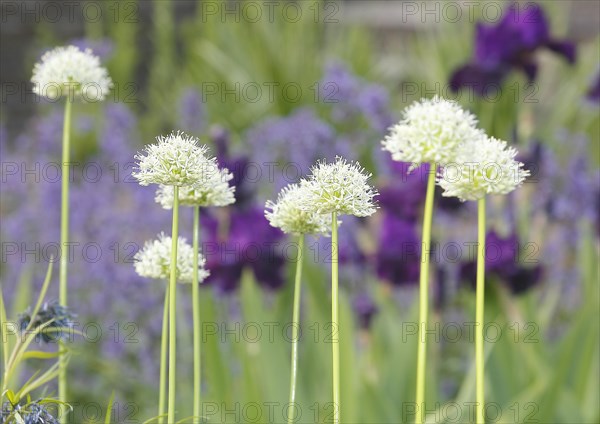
[300,156,378,217]
[31,45,113,101]
[382,96,482,165]
[133,131,210,187]
[265,183,335,235]
[134,232,209,284]
[438,134,530,202]
[155,156,236,208]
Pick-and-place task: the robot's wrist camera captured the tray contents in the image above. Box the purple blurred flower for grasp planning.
[353,292,378,329]
[203,208,287,293]
[450,2,576,95]
[70,38,114,60]
[459,229,543,295]
[377,161,427,222]
[374,213,421,286]
[178,88,206,134]
[211,125,257,210]
[246,108,339,193]
[586,71,600,105]
[320,62,393,133]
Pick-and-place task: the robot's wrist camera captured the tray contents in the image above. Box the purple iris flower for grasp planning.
[450,2,576,95]
[377,161,427,222]
[586,71,600,105]
[459,229,543,295]
[210,125,257,210]
[203,208,287,293]
[374,213,421,286]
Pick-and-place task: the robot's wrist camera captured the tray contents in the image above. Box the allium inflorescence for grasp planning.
[134,233,209,284]
[265,183,334,235]
[31,45,113,101]
[133,131,210,187]
[439,134,530,201]
[18,301,75,343]
[382,96,481,165]
[300,157,378,217]
[155,157,235,209]
[2,400,59,424]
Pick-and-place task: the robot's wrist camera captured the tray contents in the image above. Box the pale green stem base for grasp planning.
[287,234,305,424]
[158,288,169,424]
[331,212,340,424]
[476,198,487,424]
[192,206,201,422]
[168,186,179,423]
[59,97,72,424]
[415,162,437,424]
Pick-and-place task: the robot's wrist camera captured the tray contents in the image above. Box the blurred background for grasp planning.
[1,1,599,422]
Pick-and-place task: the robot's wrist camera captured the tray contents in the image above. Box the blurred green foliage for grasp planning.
[5,1,599,423]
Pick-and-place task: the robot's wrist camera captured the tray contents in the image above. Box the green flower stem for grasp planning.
[287,233,305,424]
[415,162,437,424]
[158,288,169,424]
[58,96,72,423]
[192,206,201,422]
[331,212,340,424]
[168,186,180,424]
[476,197,487,424]
[0,287,8,374]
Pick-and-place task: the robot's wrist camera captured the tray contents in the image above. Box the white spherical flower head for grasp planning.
[382,96,481,165]
[31,45,113,101]
[265,183,334,235]
[300,157,378,217]
[134,233,210,284]
[133,131,210,187]
[439,135,530,202]
[155,157,236,209]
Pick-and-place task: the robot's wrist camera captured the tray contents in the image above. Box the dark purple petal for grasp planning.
[503,265,543,295]
[485,230,520,277]
[546,40,577,64]
[449,64,507,95]
[501,3,550,48]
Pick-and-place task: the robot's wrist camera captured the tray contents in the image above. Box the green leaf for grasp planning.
[105,391,115,424]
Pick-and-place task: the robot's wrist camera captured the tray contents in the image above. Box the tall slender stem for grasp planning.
[287,233,305,424]
[415,162,437,424]
[192,206,201,422]
[331,212,340,424]
[0,287,7,371]
[58,97,72,423]
[476,197,487,424]
[158,288,169,424]
[168,186,179,424]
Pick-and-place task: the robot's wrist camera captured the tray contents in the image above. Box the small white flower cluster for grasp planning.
[382,96,528,201]
[31,45,113,101]
[299,157,378,217]
[439,135,530,201]
[133,131,211,187]
[134,233,209,284]
[265,184,333,235]
[382,96,481,165]
[155,158,235,209]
